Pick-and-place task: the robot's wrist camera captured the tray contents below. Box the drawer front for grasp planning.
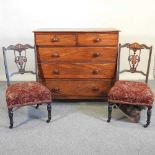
[38,63,116,79]
[37,47,117,63]
[35,33,76,46]
[78,33,118,46]
[39,79,115,98]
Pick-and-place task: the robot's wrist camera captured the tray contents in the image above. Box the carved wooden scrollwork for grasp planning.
[5,44,34,74]
[14,51,27,74]
[121,43,144,73]
[6,44,33,51]
[128,48,141,73]
[118,42,152,81]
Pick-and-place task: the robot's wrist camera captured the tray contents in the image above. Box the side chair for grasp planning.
[3,44,52,129]
[107,42,154,127]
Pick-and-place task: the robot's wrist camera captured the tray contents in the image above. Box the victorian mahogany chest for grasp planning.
[34,28,119,100]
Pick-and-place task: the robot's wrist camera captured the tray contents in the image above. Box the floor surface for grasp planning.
[0,81,155,155]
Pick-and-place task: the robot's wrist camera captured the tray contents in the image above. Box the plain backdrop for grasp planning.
[0,0,155,81]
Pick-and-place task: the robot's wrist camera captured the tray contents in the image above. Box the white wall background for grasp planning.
[0,0,155,81]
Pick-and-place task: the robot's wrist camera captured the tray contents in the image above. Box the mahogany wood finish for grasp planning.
[39,79,115,99]
[78,33,118,46]
[35,33,76,46]
[34,28,119,100]
[37,47,117,62]
[38,63,116,79]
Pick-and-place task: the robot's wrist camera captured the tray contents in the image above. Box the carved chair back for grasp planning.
[117,42,152,83]
[2,44,37,86]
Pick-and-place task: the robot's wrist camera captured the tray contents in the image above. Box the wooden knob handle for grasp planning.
[51,37,59,42]
[93,52,100,57]
[92,87,99,92]
[51,88,60,93]
[95,38,101,42]
[92,69,99,74]
[53,69,60,74]
[52,53,59,58]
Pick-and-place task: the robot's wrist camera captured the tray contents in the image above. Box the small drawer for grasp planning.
[37,47,117,63]
[78,33,118,46]
[38,63,116,79]
[35,33,76,46]
[39,79,115,99]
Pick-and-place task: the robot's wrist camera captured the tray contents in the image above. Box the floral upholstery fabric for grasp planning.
[108,81,154,106]
[6,82,52,108]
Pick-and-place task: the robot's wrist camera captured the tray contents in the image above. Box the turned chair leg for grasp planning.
[107,103,112,123]
[46,103,52,123]
[144,106,152,128]
[8,108,13,129]
[35,104,40,109]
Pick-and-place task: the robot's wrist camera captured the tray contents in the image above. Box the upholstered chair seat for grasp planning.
[108,81,154,106]
[6,82,52,108]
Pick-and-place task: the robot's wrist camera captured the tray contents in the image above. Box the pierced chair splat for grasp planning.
[3,43,52,129]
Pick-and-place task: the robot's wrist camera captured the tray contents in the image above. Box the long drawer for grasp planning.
[38,63,116,79]
[39,79,115,99]
[37,47,117,63]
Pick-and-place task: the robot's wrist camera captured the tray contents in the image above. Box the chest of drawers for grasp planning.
[34,28,119,100]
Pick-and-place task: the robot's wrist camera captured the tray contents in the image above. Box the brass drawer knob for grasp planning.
[51,88,60,93]
[92,87,99,92]
[95,38,101,42]
[92,69,99,74]
[52,53,60,58]
[93,52,100,57]
[53,69,60,74]
[51,37,59,42]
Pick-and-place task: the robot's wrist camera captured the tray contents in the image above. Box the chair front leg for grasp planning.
[107,103,113,123]
[8,108,13,129]
[144,106,152,128]
[46,103,52,123]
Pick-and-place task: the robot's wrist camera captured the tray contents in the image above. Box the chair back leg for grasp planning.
[144,106,152,128]
[107,103,113,122]
[47,103,52,123]
[8,108,13,129]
